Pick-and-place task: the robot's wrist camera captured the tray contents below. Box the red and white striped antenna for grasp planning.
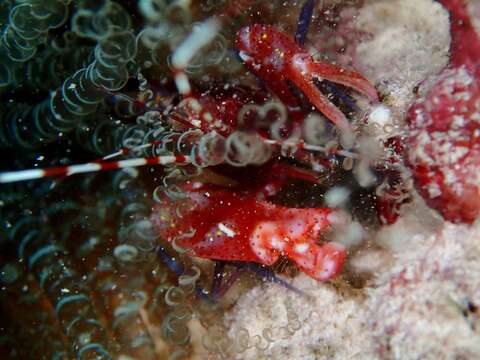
[0,155,191,183]
[0,136,360,184]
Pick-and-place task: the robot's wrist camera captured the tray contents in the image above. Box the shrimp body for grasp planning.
[151,179,346,282]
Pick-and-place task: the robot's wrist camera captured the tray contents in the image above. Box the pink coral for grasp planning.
[406,0,480,223]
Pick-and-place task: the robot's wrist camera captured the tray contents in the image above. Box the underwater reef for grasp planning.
[0,0,479,359]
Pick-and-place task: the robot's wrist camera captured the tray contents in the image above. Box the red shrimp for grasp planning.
[150,164,347,282]
[236,24,379,131]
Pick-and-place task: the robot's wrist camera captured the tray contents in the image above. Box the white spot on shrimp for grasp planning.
[269,235,285,251]
[316,257,336,279]
[218,223,236,237]
[285,219,306,237]
[291,53,310,74]
[250,222,279,265]
[294,243,309,254]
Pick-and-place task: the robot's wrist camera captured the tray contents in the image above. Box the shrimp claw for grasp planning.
[236,24,378,130]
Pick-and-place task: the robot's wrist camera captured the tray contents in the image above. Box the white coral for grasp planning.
[367,222,480,359]
[224,275,376,359]
[354,0,450,117]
